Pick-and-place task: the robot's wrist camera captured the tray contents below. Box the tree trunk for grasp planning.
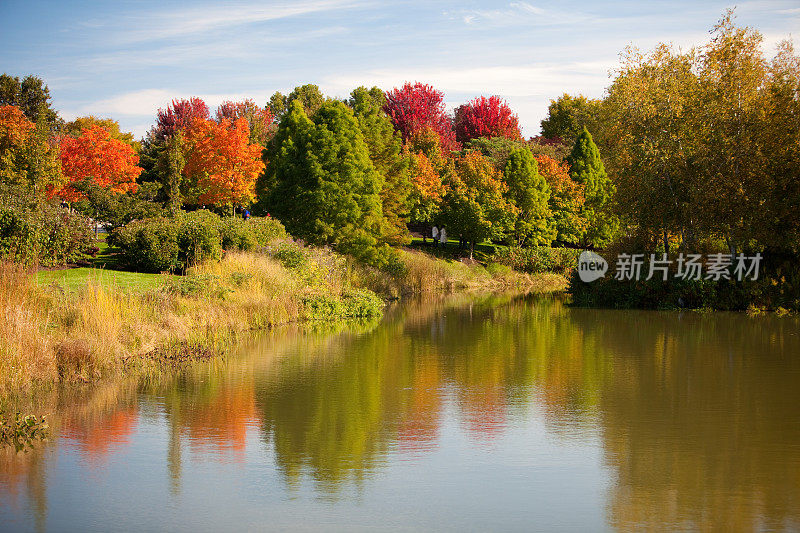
[470,242,474,260]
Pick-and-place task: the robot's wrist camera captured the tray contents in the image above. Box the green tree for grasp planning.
[503,147,555,246]
[349,86,412,245]
[157,131,187,214]
[260,100,386,262]
[566,128,618,247]
[441,151,515,258]
[269,85,326,121]
[540,94,602,147]
[0,74,61,131]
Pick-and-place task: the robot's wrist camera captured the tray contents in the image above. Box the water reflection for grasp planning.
[2,295,799,531]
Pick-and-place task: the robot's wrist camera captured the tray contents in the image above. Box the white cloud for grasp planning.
[449,2,599,28]
[321,62,613,99]
[113,0,363,44]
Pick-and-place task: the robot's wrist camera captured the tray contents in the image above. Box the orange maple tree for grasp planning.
[183,118,264,209]
[54,125,141,201]
[0,105,35,146]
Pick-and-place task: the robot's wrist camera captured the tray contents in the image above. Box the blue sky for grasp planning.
[1,0,797,138]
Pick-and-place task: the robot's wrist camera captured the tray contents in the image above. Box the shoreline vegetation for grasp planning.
[0,241,566,398]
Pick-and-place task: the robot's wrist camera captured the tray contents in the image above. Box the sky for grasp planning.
[1,0,798,139]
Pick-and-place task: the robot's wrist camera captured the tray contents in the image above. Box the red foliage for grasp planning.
[54,125,141,201]
[453,95,521,143]
[153,97,210,141]
[383,82,459,152]
[215,99,274,145]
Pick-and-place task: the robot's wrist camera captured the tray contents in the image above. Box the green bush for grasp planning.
[272,241,308,270]
[177,211,223,268]
[219,217,258,251]
[492,246,580,275]
[568,253,800,312]
[0,200,94,267]
[111,217,180,273]
[248,216,287,246]
[302,288,384,320]
[112,211,288,273]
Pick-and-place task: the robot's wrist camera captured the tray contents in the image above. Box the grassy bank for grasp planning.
[1,245,564,396]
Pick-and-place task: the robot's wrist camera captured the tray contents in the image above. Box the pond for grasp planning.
[2,294,800,531]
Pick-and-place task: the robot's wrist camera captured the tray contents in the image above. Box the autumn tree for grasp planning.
[153,97,210,142]
[454,95,521,144]
[441,151,515,258]
[536,155,587,245]
[467,136,528,170]
[602,43,698,251]
[540,94,602,147]
[349,86,412,245]
[759,40,800,250]
[566,128,618,247]
[183,118,264,213]
[259,100,385,262]
[384,82,459,152]
[503,147,554,246]
[216,99,274,146]
[0,74,60,131]
[64,116,138,149]
[407,150,444,231]
[55,125,141,202]
[0,105,62,198]
[692,11,772,251]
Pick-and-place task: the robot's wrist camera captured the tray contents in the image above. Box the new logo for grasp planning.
[577,251,608,282]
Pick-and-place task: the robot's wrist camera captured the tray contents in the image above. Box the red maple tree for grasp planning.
[383,82,459,152]
[153,97,209,141]
[54,125,141,201]
[453,95,521,144]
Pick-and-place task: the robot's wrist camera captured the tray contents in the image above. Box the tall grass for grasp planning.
[0,245,566,395]
[351,249,565,298]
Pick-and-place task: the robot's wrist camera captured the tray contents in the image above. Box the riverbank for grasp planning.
[0,246,566,397]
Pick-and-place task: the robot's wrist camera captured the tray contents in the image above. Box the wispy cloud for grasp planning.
[448,2,600,28]
[322,62,614,99]
[110,0,364,44]
[81,27,350,70]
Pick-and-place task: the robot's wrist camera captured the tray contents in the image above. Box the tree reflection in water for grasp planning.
[1,295,799,530]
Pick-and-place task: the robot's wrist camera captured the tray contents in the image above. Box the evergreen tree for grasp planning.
[566,127,617,247]
[156,131,186,214]
[503,147,555,246]
[259,100,386,262]
[349,86,412,245]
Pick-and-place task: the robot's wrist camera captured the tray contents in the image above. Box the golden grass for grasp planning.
[352,249,566,298]
[0,247,566,395]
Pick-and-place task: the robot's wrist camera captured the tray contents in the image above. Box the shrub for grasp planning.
[111,217,180,272]
[219,217,258,251]
[272,241,308,270]
[492,246,580,275]
[0,200,94,267]
[302,288,384,320]
[248,216,287,246]
[177,210,223,267]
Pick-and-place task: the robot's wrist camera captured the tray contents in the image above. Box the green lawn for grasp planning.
[35,267,167,292]
[408,237,504,261]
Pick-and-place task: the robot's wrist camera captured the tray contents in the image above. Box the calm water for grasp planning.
[2,295,800,532]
